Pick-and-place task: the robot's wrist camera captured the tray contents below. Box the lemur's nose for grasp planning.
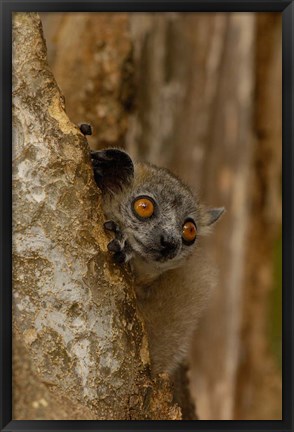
[160,234,178,257]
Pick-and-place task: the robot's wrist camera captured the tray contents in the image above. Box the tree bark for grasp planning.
[40,12,135,150]
[12,12,181,420]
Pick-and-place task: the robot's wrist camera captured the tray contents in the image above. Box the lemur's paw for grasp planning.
[113,251,127,265]
[103,220,132,265]
[107,239,130,265]
[107,239,122,253]
[104,220,120,234]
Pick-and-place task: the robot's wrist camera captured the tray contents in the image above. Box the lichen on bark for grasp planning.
[12,12,181,420]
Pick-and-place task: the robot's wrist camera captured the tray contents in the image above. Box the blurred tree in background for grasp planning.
[13,12,281,420]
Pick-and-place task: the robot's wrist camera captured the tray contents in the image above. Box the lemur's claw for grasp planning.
[113,251,127,265]
[104,220,119,233]
[107,239,122,253]
[107,238,128,265]
[103,219,132,265]
[79,123,92,136]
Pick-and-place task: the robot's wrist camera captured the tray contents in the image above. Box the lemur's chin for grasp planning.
[160,253,177,262]
[152,251,178,263]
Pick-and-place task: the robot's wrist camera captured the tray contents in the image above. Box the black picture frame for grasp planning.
[0,1,293,431]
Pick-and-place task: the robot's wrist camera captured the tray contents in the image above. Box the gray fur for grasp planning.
[95,149,224,375]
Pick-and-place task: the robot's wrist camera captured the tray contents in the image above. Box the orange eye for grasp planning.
[133,197,154,218]
[182,221,197,243]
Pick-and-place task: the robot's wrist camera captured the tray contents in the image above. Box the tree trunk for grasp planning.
[12,12,181,421]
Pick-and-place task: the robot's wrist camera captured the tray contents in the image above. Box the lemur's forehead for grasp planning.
[133,162,197,214]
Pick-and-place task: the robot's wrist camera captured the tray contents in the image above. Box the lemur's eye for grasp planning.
[182,220,197,244]
[133,197,154,219]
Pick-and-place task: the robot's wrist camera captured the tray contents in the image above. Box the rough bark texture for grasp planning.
[12,12,181,420]
[171,364,198,420]
[40,12,135,150]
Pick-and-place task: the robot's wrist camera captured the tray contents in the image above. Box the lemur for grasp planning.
[82,127,224,375]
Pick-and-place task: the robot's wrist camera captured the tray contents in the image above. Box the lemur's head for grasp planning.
[92,148,224,270]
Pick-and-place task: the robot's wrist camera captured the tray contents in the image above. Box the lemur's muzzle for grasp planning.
[159,234,179,260]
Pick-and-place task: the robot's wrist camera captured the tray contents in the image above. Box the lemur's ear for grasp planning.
[206,207,225,226]
[91,149,134,193]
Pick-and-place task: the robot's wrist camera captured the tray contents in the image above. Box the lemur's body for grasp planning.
[90,147,224,375]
